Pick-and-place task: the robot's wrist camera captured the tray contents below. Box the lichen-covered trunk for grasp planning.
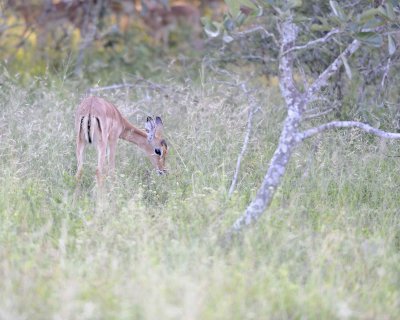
[229,14,303,234]
[226,6,367,236]
[231,109,301,232]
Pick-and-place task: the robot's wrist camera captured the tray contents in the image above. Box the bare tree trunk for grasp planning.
[231,110,301,232]
[229,16,303,234]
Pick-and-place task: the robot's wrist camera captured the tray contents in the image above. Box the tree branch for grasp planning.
[298,121,400,140]
[87,83,134,94]
[303,107,335,120]
[306,39,361,101]
[87,78,199,106]
[381,56,391,89]
[228,88,259,197]
[232,26,279,47]
[226,16,304,237]
[279,16,301,106]
[282,28,340,56]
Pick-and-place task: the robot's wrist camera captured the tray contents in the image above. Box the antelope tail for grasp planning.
[81,115,101,144]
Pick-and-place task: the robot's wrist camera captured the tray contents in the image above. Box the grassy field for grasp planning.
[0,69,400,319]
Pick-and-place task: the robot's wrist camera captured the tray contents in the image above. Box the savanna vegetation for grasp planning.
[1,0,400,319]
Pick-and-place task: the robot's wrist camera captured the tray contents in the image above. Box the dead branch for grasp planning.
[303,108,335,120]
[228,85,259,197]
[87,83,134,94]
[381,56,391,89]
[298,121,400,140]
[87,78,199,105]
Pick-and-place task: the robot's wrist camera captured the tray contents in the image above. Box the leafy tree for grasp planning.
[205,0,400,236]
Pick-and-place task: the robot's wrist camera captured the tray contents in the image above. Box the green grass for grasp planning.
[0,71,399,319]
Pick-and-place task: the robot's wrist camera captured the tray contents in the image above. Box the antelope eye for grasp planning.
[155,148,162,156]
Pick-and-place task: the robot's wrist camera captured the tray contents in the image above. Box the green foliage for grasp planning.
[204,0,263,41]
[224,0,258,17]
[388,34,397,55]
[355,31,383,47]
[205,0,400,131]
[329,0,347,21]
[0,4,204,80]
[209,0,399,61]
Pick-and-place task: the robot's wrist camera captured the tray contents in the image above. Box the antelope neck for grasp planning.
[120,119,149,147]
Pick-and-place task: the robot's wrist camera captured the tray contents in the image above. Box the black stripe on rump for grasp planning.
[88,115,92,144]
[96,117,101,135]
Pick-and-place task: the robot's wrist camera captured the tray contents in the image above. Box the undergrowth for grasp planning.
[0,69,399,319]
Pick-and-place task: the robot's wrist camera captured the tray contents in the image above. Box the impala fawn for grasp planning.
[75,96,167,185]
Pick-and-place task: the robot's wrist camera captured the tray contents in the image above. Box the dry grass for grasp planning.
[0,70,399,319]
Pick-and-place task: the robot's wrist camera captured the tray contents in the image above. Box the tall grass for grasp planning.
[0,70,399,319]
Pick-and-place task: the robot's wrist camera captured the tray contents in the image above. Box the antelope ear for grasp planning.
[145,116,155,133]
[155,116,163,127]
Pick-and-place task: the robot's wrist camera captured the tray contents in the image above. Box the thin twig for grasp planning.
[381,56,391,89]
[232,26,279,47]
[303,107,335,120]
[282,28,340,56]
[296,57,309,92]
[306,95,332,106]
[228,84,259,197]
[87,83,134,94]
[300,137,321,180]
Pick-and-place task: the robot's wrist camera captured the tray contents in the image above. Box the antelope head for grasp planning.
[145,116,168,174]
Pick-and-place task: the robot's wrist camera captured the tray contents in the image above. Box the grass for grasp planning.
[0,69,400,320]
